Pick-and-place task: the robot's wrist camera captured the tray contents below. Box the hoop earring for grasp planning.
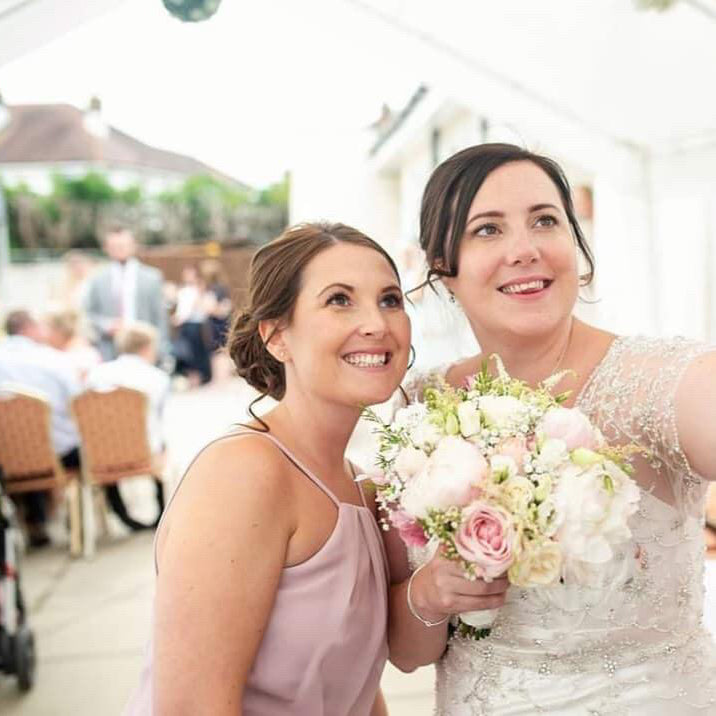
[407,344,416,370]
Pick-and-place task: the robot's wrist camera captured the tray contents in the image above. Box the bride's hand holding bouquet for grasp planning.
[363,357,642,639]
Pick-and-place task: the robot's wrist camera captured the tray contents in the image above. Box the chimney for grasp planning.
[83,95,109,139]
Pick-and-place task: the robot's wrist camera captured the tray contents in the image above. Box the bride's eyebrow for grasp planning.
[466,210,504,227]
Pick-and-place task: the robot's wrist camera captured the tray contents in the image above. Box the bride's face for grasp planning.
[276,243,411,408]
[443,161,579,342]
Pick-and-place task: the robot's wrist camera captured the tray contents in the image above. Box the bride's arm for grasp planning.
[383,528,508,673]
[675,350,716,481]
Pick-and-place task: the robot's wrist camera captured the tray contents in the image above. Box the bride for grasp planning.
[384,143,716,714]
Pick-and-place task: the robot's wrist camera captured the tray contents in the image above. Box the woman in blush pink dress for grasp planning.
[124,222,410,715]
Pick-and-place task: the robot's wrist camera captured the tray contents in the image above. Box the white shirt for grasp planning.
[86,354,170,454]
[111,258,138,322]
[0,335,81,456]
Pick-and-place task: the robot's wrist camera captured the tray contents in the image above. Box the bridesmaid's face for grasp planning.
[277,243,411,408]
[443,161,579,342]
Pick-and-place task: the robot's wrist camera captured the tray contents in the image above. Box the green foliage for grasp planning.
[3,170,288,252]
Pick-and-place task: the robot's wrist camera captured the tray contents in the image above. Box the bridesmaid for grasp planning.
[125,222,411,715]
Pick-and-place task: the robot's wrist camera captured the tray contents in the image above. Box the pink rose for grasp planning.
[389,509,429,548]
[454,503,515,581]
[539,407,597,451]
[495,436,529,466]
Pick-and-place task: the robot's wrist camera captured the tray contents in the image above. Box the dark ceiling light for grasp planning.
[162,0,223,22]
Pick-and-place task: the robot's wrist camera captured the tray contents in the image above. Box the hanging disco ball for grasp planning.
[162,0,223,22]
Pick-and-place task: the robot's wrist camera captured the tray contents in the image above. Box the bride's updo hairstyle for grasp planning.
[418,143,595,290]
[228,222,401,423]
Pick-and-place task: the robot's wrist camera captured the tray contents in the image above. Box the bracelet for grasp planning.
[407,563,449,627]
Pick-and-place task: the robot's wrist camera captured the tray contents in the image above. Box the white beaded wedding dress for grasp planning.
[407,336,716,715]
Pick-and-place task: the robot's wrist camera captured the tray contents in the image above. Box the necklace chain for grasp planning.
[550,318,574,377]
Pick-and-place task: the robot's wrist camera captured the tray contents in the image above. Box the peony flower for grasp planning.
[456,401,481,438]
[478,395,528,429]
[539,407,598,451]
[394,446,428,482]
[454,502,515,581]
[389,509,429,548]
[535,438,569,472]
[508,539,562,587]
[400,436,488,519]
[552,460,640,572]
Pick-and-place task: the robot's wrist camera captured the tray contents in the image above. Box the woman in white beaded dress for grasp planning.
[385,143,716,714]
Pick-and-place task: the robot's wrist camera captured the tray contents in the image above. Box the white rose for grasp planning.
[536,497,559,536]
[478,395,528,429]
[508,540,562,588]
[394,446,429,482]
[409,419,443,450]
[535,438,569,472]
[499,474,535,516]
[393,403,428,431]
[490,455,518,482]
[400,436,488,519]
[456,401,481,438]
[553,460,640,571]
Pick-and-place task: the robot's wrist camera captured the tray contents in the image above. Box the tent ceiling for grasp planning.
[0,0,126,69]
[339,0,716,152]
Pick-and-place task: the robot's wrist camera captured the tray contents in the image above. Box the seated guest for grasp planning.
[44,309,102,381]
[0,310,81,547]
[86,322,169,528]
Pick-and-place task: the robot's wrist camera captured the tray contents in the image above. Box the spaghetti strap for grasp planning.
[233,428,342,507]
[153,428,340,575]
[349,462,369,509]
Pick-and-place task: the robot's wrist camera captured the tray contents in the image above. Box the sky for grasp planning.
[0,0,418,188]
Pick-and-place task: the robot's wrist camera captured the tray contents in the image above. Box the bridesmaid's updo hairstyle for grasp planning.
[418,143,595,290]
[228,222,400,424]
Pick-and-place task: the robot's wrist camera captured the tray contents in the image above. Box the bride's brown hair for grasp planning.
[227,222,401,428]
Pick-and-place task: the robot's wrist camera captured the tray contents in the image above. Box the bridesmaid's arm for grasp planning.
[675,350,716,481]
[153,438,294,715]
[370,688,389,716]
[383,528,449,672]
[383,527,510,673]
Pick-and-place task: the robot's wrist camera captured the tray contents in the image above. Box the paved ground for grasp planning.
[1,376,714,714]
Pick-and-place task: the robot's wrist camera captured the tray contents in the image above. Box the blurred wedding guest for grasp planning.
[44,309,102,381]
[85,224,169,361]
[86,322,168,529]
[50,249,96,311]
[172,265,212,385]
[199,258,232,352]
[0,310,81,547]
[87,322,170,455]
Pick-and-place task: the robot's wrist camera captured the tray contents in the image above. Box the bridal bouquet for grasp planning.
[362,358,641,639]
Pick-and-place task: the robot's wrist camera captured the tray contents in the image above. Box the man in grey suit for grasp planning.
[85,224,169,361]
[84,225,169,532]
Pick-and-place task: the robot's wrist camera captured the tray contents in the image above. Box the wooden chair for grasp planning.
[71,387,164,558]
[0,387,82,556]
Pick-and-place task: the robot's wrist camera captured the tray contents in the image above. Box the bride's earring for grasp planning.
[448,289,456,304]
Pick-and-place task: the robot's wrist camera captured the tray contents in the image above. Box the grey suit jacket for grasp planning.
[85,260,169,360]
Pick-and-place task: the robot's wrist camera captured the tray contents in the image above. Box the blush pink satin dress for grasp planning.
[124,430,389,715]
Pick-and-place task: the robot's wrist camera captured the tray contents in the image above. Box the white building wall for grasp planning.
[648,144,716,342]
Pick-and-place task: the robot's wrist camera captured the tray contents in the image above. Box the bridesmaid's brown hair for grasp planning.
[227,222,401,426]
